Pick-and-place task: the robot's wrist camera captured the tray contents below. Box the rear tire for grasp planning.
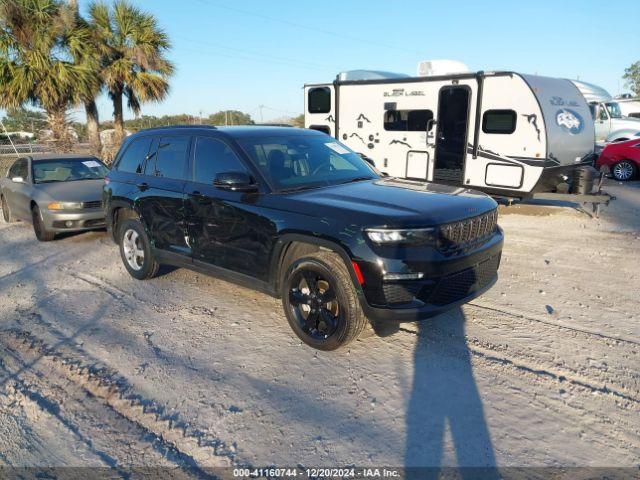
[118,219,159,280]
[281,251,368,351]
[1,195,15,223]
[612,160,637,181]
[32,205,55,242]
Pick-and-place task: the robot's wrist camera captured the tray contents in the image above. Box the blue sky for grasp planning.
[76,0,637,122]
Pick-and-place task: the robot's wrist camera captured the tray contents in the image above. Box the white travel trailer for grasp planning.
[304,61,596,197]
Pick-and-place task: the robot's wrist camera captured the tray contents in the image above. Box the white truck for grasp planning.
[571,80,640,142]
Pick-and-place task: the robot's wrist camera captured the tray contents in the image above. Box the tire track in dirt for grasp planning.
[397,324,639,404]
[468,301,640,346]
[395,325,640,453]
[0,329,246,474]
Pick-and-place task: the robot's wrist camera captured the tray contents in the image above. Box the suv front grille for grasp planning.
[439,209,498,254]
[420,253,501,306]
[83,201,102,210]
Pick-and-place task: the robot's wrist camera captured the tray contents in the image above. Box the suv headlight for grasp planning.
[365,227,437,245]
[48,202,84,210]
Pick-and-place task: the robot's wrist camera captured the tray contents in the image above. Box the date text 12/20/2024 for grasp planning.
[233,467,401,478]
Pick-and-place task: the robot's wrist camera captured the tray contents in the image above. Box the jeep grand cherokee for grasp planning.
[103,126,503,350]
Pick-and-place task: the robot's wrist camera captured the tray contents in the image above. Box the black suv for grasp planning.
[104,126,503,350]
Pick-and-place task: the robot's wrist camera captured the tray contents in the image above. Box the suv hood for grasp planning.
[281,178,497,227]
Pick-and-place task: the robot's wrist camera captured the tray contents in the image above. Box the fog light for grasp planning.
[65,221,74,227]
[383,272,424,281]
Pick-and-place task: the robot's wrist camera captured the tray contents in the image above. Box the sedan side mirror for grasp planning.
[213,171,258,192]
[11,176,25,183]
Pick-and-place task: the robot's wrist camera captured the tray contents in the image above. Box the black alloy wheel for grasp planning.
[288,267,341,341]
[282,251,368,350]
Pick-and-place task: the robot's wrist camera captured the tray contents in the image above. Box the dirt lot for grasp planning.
[0,180,638,476]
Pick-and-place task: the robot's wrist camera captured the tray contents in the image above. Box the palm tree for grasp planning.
[68,0,103,156]
[89,0,173,145]
[0,0,97,152]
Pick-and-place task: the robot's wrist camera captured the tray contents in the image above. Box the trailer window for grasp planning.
[384,110,434,131]
[482,110,517,134]
[308,87,331,114]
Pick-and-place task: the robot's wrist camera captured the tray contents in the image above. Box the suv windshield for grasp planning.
[238,135,378,191]
[605,102,623,119]
[33,159,109,184]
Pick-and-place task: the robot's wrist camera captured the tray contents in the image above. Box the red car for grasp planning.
[597,136,640,181]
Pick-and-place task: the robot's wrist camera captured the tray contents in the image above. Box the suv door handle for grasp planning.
[136,182,149,191]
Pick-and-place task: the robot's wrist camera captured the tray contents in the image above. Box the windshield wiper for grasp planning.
[340,176,374,185]
[279,185,320,193]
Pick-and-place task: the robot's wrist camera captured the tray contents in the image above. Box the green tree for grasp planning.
[623,61,640,97]
[0,0,97,151]
[291,114,305,128]
[88,0,174,146]
[206,110,254,125]
[1,108,47,134]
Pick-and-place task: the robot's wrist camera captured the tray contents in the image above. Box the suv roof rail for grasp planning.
[139,124,218,131]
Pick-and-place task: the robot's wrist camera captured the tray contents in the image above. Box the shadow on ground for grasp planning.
[405,308,499,479]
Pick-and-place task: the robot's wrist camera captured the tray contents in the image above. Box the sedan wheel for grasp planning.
[1,195,14,223]
[612,160,636,181]
[32,205,55,241]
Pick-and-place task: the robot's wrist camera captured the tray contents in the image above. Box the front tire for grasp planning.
[32,205,55,242]
[118,219,159,280]
[1,195,15,223]
[612,160,636,181]
[281,251,367,351]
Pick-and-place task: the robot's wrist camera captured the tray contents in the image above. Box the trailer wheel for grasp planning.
[612,160,636,181]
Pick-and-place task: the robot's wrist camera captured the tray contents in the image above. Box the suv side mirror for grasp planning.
[213,171,258,192]
[11,176,25,183]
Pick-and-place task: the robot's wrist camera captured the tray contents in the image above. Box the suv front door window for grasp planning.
[185,136,272,277]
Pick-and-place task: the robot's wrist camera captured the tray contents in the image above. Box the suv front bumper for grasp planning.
[355,231,503,323]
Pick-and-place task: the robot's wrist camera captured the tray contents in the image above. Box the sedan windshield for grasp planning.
[33,159,109,183]
[238,135,379,191]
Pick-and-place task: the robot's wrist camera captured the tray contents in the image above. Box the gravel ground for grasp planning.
[0,179,638,476]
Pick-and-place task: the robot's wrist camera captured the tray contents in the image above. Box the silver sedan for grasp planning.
[0,154,109,241]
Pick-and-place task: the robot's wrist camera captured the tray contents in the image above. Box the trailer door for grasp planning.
[433,86,471,184]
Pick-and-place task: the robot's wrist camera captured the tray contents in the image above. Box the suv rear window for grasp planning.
[145,136,190,180]
[117,137,151,174]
